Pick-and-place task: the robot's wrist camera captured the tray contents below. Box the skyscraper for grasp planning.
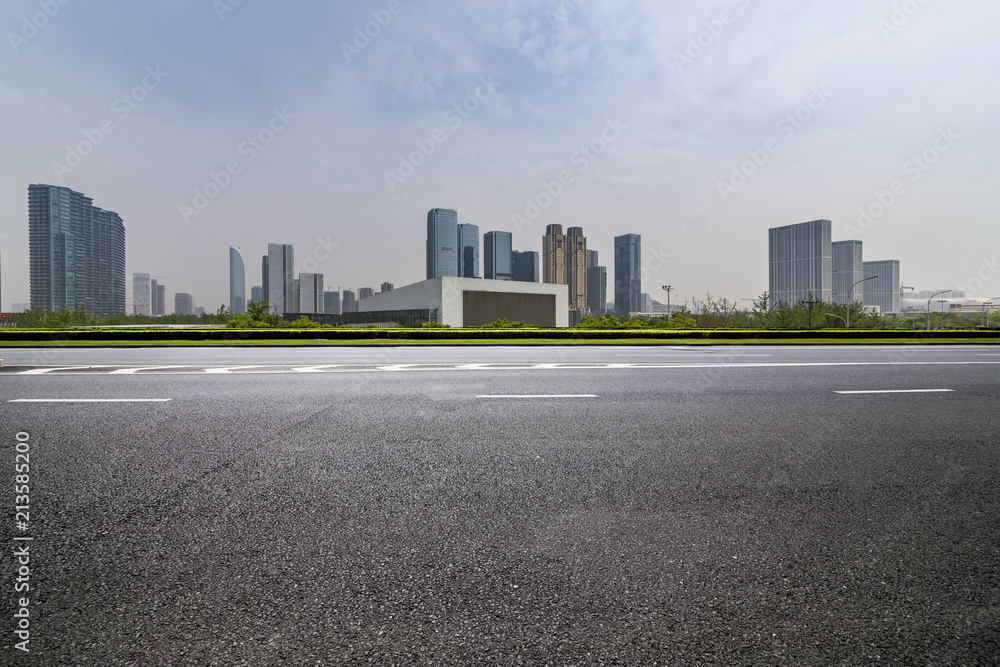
[457,223,479,278]
[132,273,150,315]
[586,250,599,269]
[768,219,832,306]
[174,293,194,315]
[512,251,539,283]
[250,286,263,303]
[155,283,165,316]
[28,184,125,315]
[150,278,159,316]
[427,208,458,279]
[324,290,340,315]
[298,273,324,314]
[342,289,356,313]
[229,246,245,313]
[863,260,901,314]
[566,227,587,310]
[484,231,513,280]
[614,234,641,317]
[587,266,606,315]
[267,243,294,314]
[261,255,269,305]
[542,224,566,285]
[832,240,863,305]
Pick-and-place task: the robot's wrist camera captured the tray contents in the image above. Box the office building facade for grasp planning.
[298,273,324,314]
[28,183,125,315]
[342,290,357,313]
[267,243,294,314]
[324,290,340,315]
[174,292,194,315]
[863,260,901,314]
[427,208,458,279]
[512,251,539,283]
[230,246,246,313]
[566,226,587,310]
[132,273,151,316]
[154,283,165,315]
[614,234,641,317]
[250,285,263,303]
[832,240,863,306]
[542,224,566,285]
[587,266,606,315]
[150,278,159,316]
[768,219,832,306]
[484,231,513,280]
[457,223,479,278]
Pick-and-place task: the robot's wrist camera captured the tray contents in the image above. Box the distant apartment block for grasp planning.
[132,273,151,316]
[380,282,394,293]
[832,240,864,305]
[174,292,194,315]
[324,290,340,315]
[542,224,566,285]
[342,289,357,313]
[768,219,832,305]
[28,183,125,315]
[154,283,165,316]
[566,226,587,311]
[298,273,324,314]
[863,260,901,314]
[358,287,375,300]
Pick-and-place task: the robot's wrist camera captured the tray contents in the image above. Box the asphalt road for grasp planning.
[1,345,998,665]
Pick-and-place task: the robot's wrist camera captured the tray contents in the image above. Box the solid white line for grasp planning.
[834,389,955,394]
[108,366,193,375]
[19,365,112,375]
[8,398,173,403]
[477,394,598,399]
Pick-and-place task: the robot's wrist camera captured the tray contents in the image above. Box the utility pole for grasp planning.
[661,285,674,319]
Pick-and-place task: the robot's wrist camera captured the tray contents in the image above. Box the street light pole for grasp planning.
[661,285,673,320]
[825,312,847,327]
[926,290,950,330]
[847,275,878,329]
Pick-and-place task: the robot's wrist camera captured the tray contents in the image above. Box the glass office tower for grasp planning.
[230,246,246,313]
[614,233,641,317]
[457,223,479,278]
[427,208,459,278]
[484,231,513,280]
[768,219,832,306]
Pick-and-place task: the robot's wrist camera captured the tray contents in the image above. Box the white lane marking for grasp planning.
[292,365,342,373]
[204,365,277,374]
[614,353,773,357]
[108,366,194,375]
[376,364,418,371]
[477,394,598,399]
[834,389,955,394]
[19,365,112,375]
[8,398,172,403]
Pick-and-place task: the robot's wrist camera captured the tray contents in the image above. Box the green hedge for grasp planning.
[1,328,998,343]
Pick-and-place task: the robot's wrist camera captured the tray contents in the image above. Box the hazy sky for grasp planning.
[2,0,998,311]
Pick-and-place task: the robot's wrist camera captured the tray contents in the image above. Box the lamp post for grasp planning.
[847,275,878,329]
[825,312,847,327]
[661,285,674,319]
[926,290,950,330]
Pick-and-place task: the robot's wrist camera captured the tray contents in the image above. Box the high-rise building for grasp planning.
[427,208,458,279]
[587,266,606,315]
[28,184,125,315]
[863,260,901,314]
[298,273,324,314]
[229,246,245,313]
[566,227,587,310]
[174,292,194,315]
[832,240,863,306]
[512,251,539,283]
[267,243,294,314]
[250,286,263,303]
[150,278,159,316]
[324,290,340,315]
[484,231,513,280]
[614,234,641,317]
[155,283,165,316]
[380,282,394,293]
[768,219,832,306]
[586,250,599,269]
[261,255,269,305]
[542,224,566,285]
[132,273,150,315]
[457,223,479,278]
[358,287,375,299]
[342,289,357,313]
[293,278,300,312]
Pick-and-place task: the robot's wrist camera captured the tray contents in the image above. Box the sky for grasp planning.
[1,0,998,312]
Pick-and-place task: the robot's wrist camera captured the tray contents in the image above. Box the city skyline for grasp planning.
[1,3,997,311]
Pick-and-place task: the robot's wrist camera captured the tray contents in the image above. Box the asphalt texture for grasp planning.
[1,345,998,665]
